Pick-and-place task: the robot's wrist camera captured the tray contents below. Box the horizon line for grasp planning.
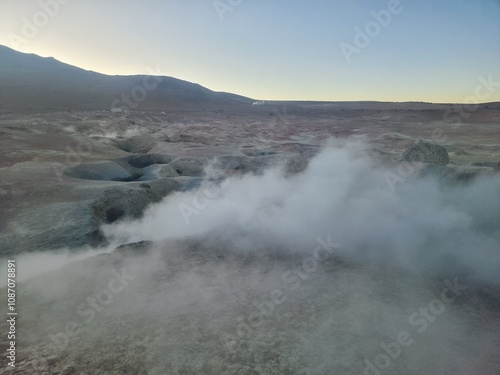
[2,44,499,107]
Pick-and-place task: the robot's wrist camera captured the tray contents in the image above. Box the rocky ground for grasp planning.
[1,238,500,375]
[1,103,500,374]
[1,104,499,255]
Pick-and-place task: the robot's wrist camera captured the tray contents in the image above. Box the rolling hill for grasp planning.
[0,45,252,112]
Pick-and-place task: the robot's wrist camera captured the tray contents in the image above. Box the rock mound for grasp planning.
[126,154,173,168]
[115,135,157,153]
[401,141,449,165]
[63,161,142,181]
[159,158,207,177]
[91,179,181,224]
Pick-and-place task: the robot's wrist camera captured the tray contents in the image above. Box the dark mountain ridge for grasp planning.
[0,45,252,112]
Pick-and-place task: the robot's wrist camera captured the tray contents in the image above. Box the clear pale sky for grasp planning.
[1,0,499,103]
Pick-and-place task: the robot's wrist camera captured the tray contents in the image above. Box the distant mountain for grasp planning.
[1,46,498,114]
[0,45,252,112]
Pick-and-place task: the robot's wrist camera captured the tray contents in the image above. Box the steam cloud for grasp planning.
[6,139,500,374]
[104,139,500,285]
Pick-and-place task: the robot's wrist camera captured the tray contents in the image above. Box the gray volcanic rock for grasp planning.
[126,154,174,168]
[112,240,154,255]
[284,156,309,174]
[419,165,481,184]
[116,135,158,153]
[471,162,497,168]
[0,179,181,254]
[91,179,181,224]
[215,155,266,172]
[159,158,207,177]
[215,154,308,175]
[240,149,277,157]
[401,141,449,165]
[63,161,141,181]
[214,155,280,173]
[0,202,101,256]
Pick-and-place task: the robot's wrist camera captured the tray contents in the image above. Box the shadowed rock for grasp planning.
[419,165,480,184]
[91,179,181,224]
[113,240,153,255]
[116,135,157,153]
[63,161,142,181]
[214,155,279,173]
[472,162,497,168]
[126,154,173,168]
[159,158,207,177]
[401,140,449,165]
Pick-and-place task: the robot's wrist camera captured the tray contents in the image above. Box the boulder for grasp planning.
[401,141,449,165]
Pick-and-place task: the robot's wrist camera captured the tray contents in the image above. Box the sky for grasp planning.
[0,0,499,103]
